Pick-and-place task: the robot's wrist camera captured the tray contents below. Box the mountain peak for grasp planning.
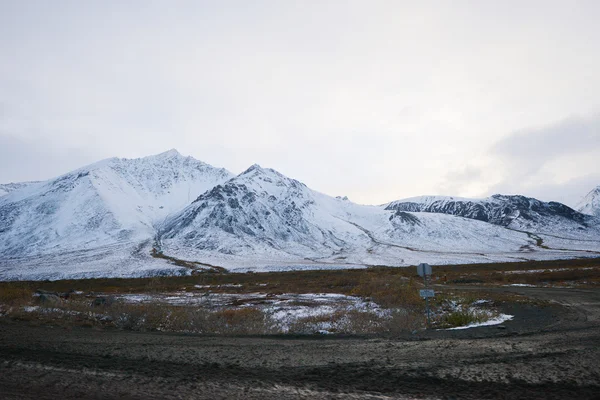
[576,185,600,217]
[242,163,264,173]
[237,164,300,187]
[153,149,182,158]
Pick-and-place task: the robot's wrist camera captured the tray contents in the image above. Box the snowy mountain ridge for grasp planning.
[1,150,599,280]
[577,186,600,217]
[0,150,233,279]
[385,194,594,238]
[158,164,600,271]
[0,181,42,197]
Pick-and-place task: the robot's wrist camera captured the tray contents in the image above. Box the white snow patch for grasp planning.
[505,267,596,274]
[445,314,514,330]
[505,284,537,287]
[114,291,386,333]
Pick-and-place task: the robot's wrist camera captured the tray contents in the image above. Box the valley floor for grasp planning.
[1,285,599,399]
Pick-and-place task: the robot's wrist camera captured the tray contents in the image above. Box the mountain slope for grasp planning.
[0,181,41,197]
[0,150,233,279]
[159,164,361,261]
[385,195,597,238]
[577,186,600,217]
[158,166,596,271]
[2,154,598,280]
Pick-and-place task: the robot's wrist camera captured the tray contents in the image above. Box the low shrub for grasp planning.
[286,309,388,334]
[0,287,33,306]
[350,276,422,309]
[209,307,268,334]
[386,308,425,333]
[442,310,486,328]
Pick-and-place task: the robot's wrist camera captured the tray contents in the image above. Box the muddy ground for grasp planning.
[1,286,599,399]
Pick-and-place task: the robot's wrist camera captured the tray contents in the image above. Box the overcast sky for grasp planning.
[1,1,599,207]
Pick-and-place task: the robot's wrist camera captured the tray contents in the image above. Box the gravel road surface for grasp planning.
[1,286,599,399]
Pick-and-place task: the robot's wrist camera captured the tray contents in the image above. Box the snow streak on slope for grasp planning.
[159,166,595,272]
[0,181,41,197]
[577,186,600,217]
[0,150,233,280]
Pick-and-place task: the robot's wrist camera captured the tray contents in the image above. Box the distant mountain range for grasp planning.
[385,194,593,234]
[1,150,598,280]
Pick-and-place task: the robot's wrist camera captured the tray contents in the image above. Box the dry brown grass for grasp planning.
[209,307,268,334]
[385,308,425,334]
[4,296,272,335]
[0,286,33,306]
[287,309,390,334]
[1,257,596,298]
[350,275,422,308]
[440,310,488,328]
[1,257,597,335]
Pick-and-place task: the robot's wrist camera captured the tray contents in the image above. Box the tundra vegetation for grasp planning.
[0,258,597,334]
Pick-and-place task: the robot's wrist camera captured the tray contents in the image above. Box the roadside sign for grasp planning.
[417,262,434,327]
[417,263,432,277]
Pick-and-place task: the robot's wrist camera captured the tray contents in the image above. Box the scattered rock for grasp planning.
[35,289,58,296]
[92,296,115,307]
[35,289,76,300]
[60,289,76,299]
[36,293,61,305]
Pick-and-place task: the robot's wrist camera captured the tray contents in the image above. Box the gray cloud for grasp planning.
[490,114,600,176]
[437,114,600,206]
[491,173,600,207]
[435,165,484,197]
[2,2,600,205]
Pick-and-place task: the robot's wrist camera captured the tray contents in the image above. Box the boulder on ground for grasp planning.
[35,293,61,305]
[92,296,115,307]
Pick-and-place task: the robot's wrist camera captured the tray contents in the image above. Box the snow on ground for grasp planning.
[505,284,537,287]
[117,291,387,333]
[504,267,597,274]
[115,291,511,332]
[445,314,514,330]
[505,268,568,274]
[536,234,600,252]
[0,241,188,281]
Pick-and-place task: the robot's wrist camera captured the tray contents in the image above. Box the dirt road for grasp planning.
[1,286,599,399]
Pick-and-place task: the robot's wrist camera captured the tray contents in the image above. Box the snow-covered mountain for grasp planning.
[158,166,600,271]
[385,194,596,237]
[576,186,600,217]
[0,150,232,279]
[1,151,599,280]
[0,181,41,197]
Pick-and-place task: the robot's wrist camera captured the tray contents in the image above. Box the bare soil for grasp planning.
[1,286,599,399]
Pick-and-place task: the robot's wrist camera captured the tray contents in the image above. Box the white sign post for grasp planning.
[417,263,433,327]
